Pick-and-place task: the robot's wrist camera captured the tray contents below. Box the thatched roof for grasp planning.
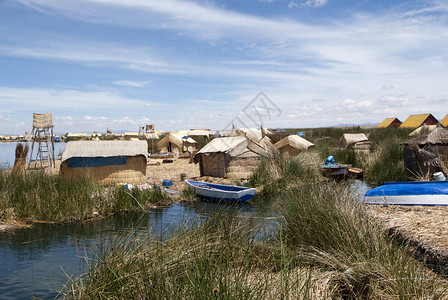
[198,136,248,154]
[32,113,53,128]
[227,127,271,142]
[404,127,448,145]
[62,140,147,162]
[157,133,197,150]
[377,117,402,128]
[66,133,88,138]
[338,133,368,147]
[409,125,437,137]
[176,129,213,137]
[401,113,438,128]
[274,135,314,151]
[196,135,275,160]
[440,114,448,128]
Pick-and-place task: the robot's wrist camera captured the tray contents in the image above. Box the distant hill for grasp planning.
[332,122,380,128]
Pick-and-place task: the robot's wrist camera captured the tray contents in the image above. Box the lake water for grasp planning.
[0,142,66,169]
[0,200,275,299]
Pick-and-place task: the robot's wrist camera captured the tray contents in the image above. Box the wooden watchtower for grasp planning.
[29,113,55,168]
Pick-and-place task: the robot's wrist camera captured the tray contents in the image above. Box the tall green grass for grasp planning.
[278,181,447,298]
[249,153,319,195]
[64,213,318,299]
[0,171,170,222]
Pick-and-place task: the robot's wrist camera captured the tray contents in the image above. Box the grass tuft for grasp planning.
[0,171,171,222]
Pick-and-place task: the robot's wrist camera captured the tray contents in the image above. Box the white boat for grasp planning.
[185,180,256,202]
[363,181,448,206]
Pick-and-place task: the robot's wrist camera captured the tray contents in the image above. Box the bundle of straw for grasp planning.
[12,143,28,174]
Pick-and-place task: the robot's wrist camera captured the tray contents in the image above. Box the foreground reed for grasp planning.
[0,171,170,222]
[64,212,321,299]
[279,181,447,298]
[249,152,320,195]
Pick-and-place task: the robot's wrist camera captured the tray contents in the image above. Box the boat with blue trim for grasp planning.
[363,181,448,206]
[185,180,256,202]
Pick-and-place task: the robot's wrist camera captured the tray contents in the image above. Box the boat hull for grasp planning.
[363,181,448,206]
[185,180,256,202]
[321,164,349,179]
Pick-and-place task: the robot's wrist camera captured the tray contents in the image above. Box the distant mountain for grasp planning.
[332,122,380,128]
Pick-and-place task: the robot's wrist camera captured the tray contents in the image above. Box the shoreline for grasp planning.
[368,205,448,275]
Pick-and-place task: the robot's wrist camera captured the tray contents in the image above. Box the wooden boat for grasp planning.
[185,180,256,202]
[363,181,448,206]
[321,164,350,179]
[321,164,363,179]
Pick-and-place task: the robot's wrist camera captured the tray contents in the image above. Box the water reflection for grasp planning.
[0,142,66,169]
[0,200,276,299]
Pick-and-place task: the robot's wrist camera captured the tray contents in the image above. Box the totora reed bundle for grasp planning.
[13,143,28,174]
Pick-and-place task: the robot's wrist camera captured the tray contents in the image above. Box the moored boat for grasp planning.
[185,180,256,202]
[363,181,448,206]
[320,164,350,179]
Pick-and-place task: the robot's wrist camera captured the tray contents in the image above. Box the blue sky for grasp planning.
[1,0,447,134]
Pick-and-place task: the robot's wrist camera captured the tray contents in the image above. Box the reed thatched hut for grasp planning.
[60,140,147,185]
[378,117,402,128]
[338,133,369,148]
[274,135,314,158]
[401,113,439,129]
[193,135,276,179]
[124,132,140,141]
[403,127,448,176]
[157,133,197,153]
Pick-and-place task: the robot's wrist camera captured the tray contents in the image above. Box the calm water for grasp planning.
[0,142,66,169]
[0,201,275,299]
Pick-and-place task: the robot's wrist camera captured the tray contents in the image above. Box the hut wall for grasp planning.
[404,144,448,176]
[278,145,299,158]
[226,157,260,179]
[425,145,448,160]
[183,142,197,153]
[424,117,439,126]
[60,155,147,185]
[403,145,420,175]
[390,119,402,128]
[354,142,371,153]
[160,143,181,153]
[200,153,227,177]
[160,142,196,153]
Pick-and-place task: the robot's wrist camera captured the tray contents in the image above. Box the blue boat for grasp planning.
[185,180,256,202]
[363,181,448,206]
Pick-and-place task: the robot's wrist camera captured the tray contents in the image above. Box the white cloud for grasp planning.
[379,96,410,107]
[304,0,328,8]
[112,80,152,87]
[288,1,299,9]
[289,0,327,9]
[0,87,154,112]
[0,42,183,74]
